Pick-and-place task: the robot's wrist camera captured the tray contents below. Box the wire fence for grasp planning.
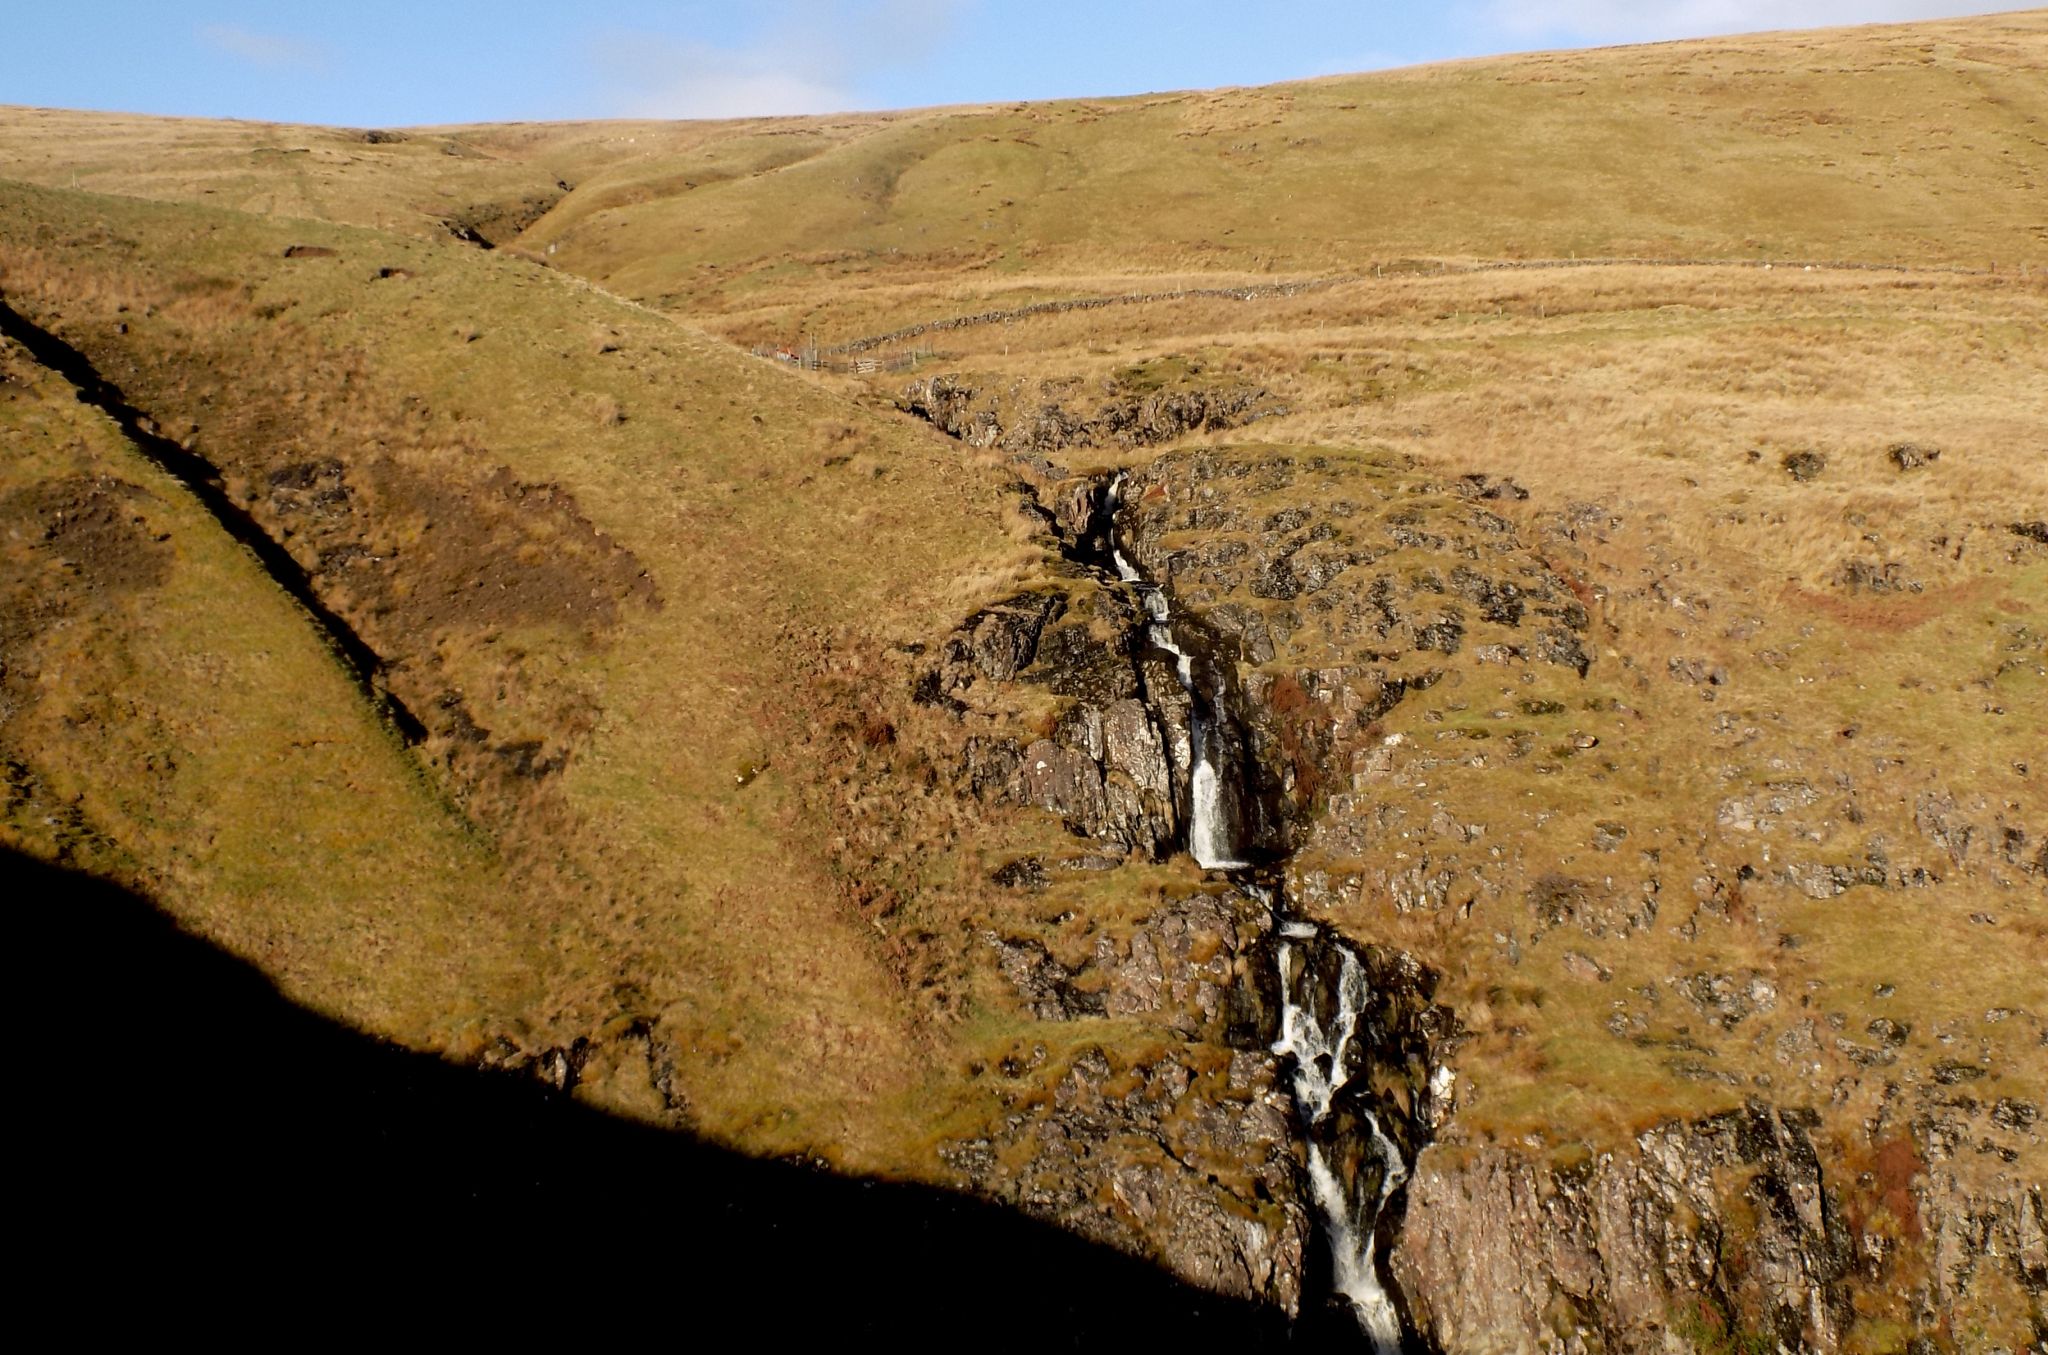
[748,341,937,375]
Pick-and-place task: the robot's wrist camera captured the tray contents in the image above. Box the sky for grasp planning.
[0,1,2016,126]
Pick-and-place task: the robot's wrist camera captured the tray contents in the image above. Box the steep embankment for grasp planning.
[0,177,1042,1170]
[1,276,531,1038]
[3,11,2045,1349]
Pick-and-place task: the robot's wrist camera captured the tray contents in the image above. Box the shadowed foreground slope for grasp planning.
[16,847,1286,1344]
[2,13,2043,1347]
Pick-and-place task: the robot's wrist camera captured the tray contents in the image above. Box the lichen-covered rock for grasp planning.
[927,577,1189,856]
[1395,1104,1854,1353]
[951,888,1313,1313]
[915,588,1065,707]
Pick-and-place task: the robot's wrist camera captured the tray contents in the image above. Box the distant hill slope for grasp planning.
[3,12,2044,1349]
[3,10,2042,324]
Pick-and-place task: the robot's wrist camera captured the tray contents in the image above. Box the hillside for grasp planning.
[3,11,2045,1352]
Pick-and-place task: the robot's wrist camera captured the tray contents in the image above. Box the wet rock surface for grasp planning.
[918,440,2045,1348]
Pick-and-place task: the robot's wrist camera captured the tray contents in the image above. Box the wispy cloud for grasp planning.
[592,0,965,119]
[1301,49,1414,78]
[593,35,851,119]
[199,23,328,72]
[1474,1,2003,44]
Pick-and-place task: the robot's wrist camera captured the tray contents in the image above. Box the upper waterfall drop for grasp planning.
[1107,549,1244,871]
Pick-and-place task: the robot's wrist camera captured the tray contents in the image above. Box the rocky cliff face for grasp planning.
[916,443,2044,1350]
[916,459,1469,1332]
[1396,1109,2045,1354]
[902,370,1275,472]
[944,885,1313,1312]
[1397,1104,1854,1352]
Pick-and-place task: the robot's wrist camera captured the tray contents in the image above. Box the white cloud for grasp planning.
[199,23,326,71]
[1477,1,2006,42]
[596,36,853,118]
[1302,49,1414,78]
[592,0,965,120]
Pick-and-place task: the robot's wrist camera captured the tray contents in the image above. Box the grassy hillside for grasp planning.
[548,9,2048,317]
[0,177,1063,1168]
[1,11,2044,1345]
[5,12,2042,325]
[1,293,536,1040]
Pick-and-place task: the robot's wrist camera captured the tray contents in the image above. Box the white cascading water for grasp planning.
[1187,665,1248,870]
[1108,477,1407,1344]
[1272,936,1409,1352]
[1110,542,1247,871]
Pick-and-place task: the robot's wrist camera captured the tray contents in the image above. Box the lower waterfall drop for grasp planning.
[1272,935,1409,1351]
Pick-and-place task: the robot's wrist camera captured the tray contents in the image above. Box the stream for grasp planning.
[1095,475,1413,1351]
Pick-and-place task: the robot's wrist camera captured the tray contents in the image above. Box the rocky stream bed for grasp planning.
[910,434,2045,1352]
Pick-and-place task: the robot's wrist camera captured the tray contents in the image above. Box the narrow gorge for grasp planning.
[1094,472,1451,1348]
[924,463,1462,1346]
[914,437,2044,1351]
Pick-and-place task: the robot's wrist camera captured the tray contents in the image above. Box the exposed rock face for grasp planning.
[917,458,1469,1323]
[924,580,1189,856]
[903,371,1273,462]
[1920,1170,2047,1332]
[1396,1105,1853,1353]
[920,444,2046,1348]
[988,891,1276,1037]
[1107,448,1596,863]
[953,890,1314,1311]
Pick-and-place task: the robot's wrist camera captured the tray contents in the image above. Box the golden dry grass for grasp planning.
[0,11,2042,1242]
[890,255,2048,1144]
[0,177,1044,1171]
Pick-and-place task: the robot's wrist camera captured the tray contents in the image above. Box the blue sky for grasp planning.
[0,2,2012,126]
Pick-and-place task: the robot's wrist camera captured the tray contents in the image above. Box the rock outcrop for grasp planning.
[922,579,1189,856]
[1396,1104,1854,1352]
[951,889,1314,1310]
[903,370,1275,465]
[919,444,2047,1349]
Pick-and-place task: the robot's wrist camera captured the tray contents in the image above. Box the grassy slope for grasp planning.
[0,178,1037,1167]
[535,11,2048,314]
[6,12,2041,323]
[0,321,535,1041]
[0,15,2043,1333]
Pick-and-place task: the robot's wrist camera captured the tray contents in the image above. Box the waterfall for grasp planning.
[1273,939,1409,1352]
[1109,544,1247,870]
[1101,475,1413,1346]
[1186,666,1248,870]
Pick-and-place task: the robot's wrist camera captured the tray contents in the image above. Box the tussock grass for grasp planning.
[0,8,2041,1214]
[0,177,1043,1171]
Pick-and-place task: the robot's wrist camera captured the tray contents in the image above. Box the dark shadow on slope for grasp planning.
[0,295,426,743]
[10,846,1294,1344]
